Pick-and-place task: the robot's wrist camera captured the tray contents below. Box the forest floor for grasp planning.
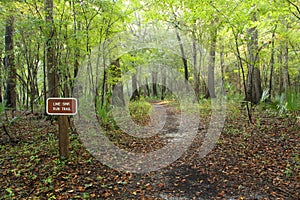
[0,101,299,199]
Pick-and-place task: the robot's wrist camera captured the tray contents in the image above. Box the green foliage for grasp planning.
[4,188,15,198]
[265,90,300,125]
[273,93,287,116]
[198,98,212,114]
[0,101,20,127]
[286,90,300,112]
[96,94,115,126]
[0,102,5,117]
[284,164,293,178]
[97,105,109,125]
[128,99,152,123]
[260,89,270,103]
[274,91,300,116]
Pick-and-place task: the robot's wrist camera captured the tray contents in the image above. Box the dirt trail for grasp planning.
[0,104,299,199]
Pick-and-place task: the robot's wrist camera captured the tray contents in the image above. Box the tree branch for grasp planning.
[286,0,300,20]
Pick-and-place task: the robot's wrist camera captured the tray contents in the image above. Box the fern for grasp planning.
[286,90,300,112]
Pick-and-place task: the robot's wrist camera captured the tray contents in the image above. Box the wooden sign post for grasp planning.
[47,98,77,160]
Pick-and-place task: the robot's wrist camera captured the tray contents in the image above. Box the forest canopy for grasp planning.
[0,0,299,117]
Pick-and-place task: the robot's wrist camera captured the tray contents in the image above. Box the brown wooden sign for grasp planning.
[47,98,77,115]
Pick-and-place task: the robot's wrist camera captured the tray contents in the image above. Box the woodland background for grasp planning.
[0,0,299,199]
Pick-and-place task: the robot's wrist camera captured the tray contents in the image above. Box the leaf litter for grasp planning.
[0,106,299,199]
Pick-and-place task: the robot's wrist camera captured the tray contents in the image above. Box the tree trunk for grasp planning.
[0,48,2,103]
[232,28,252,123]
[206,20,217,98]
[131,74,139,101]
[112,84,125,107]
[283,40,290,94]
[268,26,276,100]
[100,44,107,108]
[220,44,226,95]
[245,12,262,104]
[161,67,167,100]
[278,46,283,95]
[152,71,158,97]
[237,63,241,94]
[192,32,200,101]
[145,77,150,97]
[198,45,205,95]
[4,16,17,109]
[175,25,188,82]
[45,0,59,98]
[111,58,125,107]
[71,0,80,94]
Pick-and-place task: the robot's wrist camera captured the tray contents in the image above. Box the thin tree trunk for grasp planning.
[237,63,241,94]
[161,67,166,100]
[268,26,276,100]
[145,77,150,97]
[45,0,59,98]
[245,11,262,104]
[131,74,139,101]
[152,71,158,97]
[278,46,283,95]
[192,31,200,101]
[220,44,226,95]
[4,15,17,110]
[32,42,40,112]
[198,45,204,95]
[43,39,47,114]
[111,58,125,107]
[206,20,217,98]
[171,9,188,84]
[101,43,107,108]
[0,47,2,103]
[174,25,188,82]
[233,28,252,123]
[71,0,80,94]
[283,40,290,94]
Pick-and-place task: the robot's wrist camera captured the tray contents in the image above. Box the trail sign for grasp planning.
[47,98,77,160]
[47,98,77,115]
